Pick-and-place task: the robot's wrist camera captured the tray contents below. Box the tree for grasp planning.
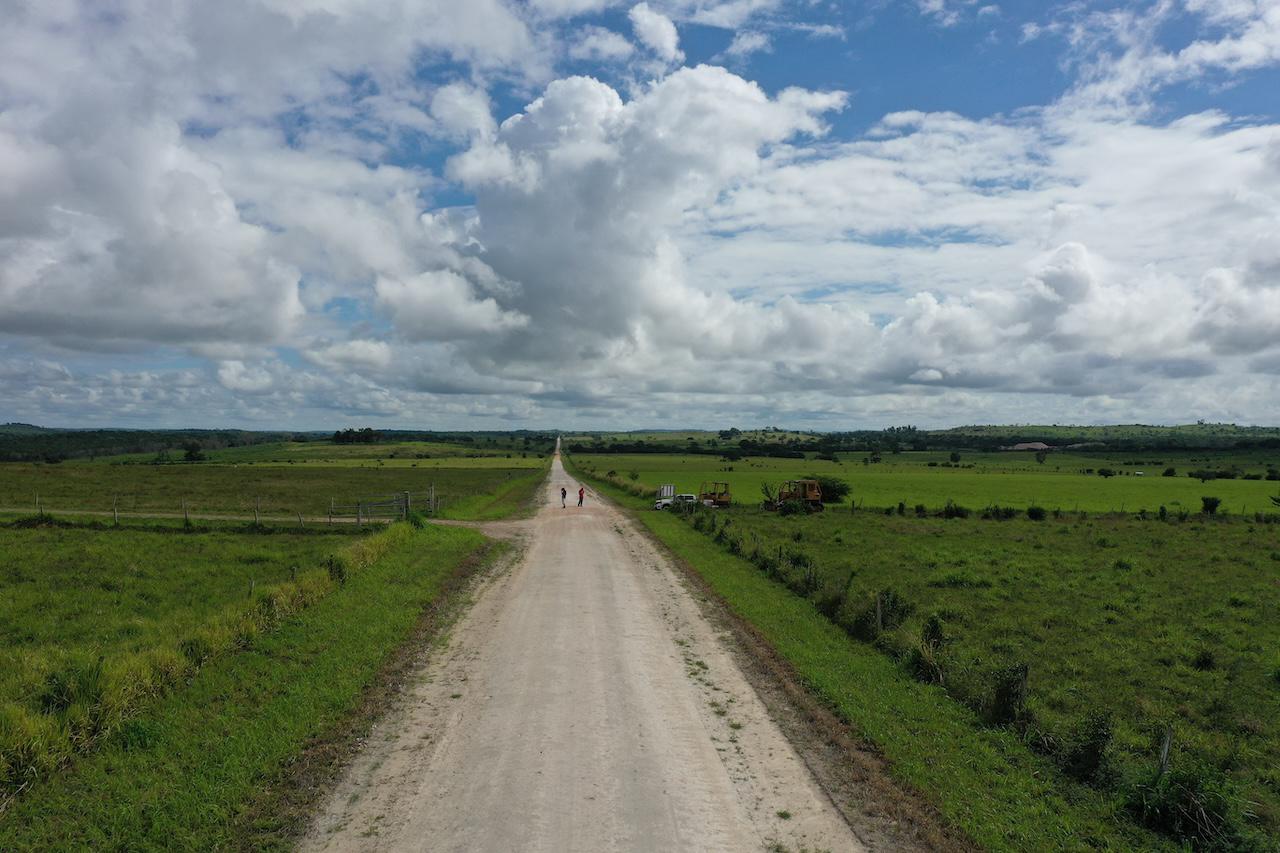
[183,442,206,462]
[1201,496,1221,515]
[809,475,851,503]
[1035,450,1048,465]
[950,451,962,463]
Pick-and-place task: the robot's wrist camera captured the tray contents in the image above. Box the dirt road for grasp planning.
[303,456,864,852]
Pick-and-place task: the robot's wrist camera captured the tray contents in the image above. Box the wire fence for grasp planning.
[15,483,455,526]
[327,487,444,523]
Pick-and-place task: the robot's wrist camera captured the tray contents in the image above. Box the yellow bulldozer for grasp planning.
[763,479,824,512]
[698,481,732,507]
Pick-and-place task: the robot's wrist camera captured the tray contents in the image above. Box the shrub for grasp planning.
[808,475,851,503]
[982,505,1017,520]
[1026,505,1047,521]
[814,570,855,620]
[1200,496,1221,515]
[777,499,807,516]
[1059,710,1114,784]
[989,663,1029,727]
[1097,468,1117,478]
[940,500,971,519]
[1163,467,1177,477]
[1126,761,1255,849]
[949,451,962,463]
[326,554,349,586]
[914,504,928,517]
[909,613,950,685]
[848,588,914,640]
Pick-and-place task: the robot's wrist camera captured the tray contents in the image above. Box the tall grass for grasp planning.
[0,524,411,805]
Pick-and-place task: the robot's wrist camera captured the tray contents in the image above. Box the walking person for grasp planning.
[560,486,567,508]
[577,486,585,507]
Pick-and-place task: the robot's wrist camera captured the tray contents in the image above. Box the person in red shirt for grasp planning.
[577,486,585,507]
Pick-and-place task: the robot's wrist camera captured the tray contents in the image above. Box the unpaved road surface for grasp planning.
[303,456,864,852]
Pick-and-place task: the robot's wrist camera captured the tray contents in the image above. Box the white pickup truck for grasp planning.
[654,493,698,510]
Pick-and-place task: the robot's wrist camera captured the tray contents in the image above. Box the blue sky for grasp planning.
[1,0,1279,430]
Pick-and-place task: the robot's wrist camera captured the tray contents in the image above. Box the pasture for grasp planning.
[574,450,1280,515]
[0,449,548,520]
[727,507,1280,831]
[568,450,1280,848]
[0,522,495,849]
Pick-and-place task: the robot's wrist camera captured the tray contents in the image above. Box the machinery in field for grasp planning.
[698,481,732,508]
[763,479,824,512]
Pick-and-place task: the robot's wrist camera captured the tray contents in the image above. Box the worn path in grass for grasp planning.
[303,454,863,853]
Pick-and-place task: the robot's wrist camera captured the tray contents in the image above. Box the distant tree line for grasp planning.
[333,428,384,444]
[0,429,297,463]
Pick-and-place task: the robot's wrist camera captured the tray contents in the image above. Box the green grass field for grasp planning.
[569,453,1280,849]
[570,462,1169,851]
[93,439,551,466]
[0,523,494,849]
[574,451,1280,515]
[0,456,547,519]
[0,522,396,798]
[724,507,1280,831]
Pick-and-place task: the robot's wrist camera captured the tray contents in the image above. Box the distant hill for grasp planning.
[0,423,64,436]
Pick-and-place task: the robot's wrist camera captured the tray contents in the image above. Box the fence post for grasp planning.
[1158,728,1172,778]
[297,511,304,529]
[357,502,363,525]
[183,498,189,525]
[113,495,119,525]
[329,498,333,526]
[403,491,411,520]
[254,497,260,526]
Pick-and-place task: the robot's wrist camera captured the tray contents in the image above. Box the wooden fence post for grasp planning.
[183,498,189,525]
[1158,728,1172,779]
[113,495,119,525]
[254,496,260,526]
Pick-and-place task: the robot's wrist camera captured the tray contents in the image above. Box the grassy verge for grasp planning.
[568,456,1170,851]
[0,523,494,850]
[437,465,549,521]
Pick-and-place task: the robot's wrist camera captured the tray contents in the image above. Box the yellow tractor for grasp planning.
[699,481,732,507]
[765,479,824,512]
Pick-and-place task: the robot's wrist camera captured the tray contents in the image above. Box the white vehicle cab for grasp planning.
[654,493,698,510]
